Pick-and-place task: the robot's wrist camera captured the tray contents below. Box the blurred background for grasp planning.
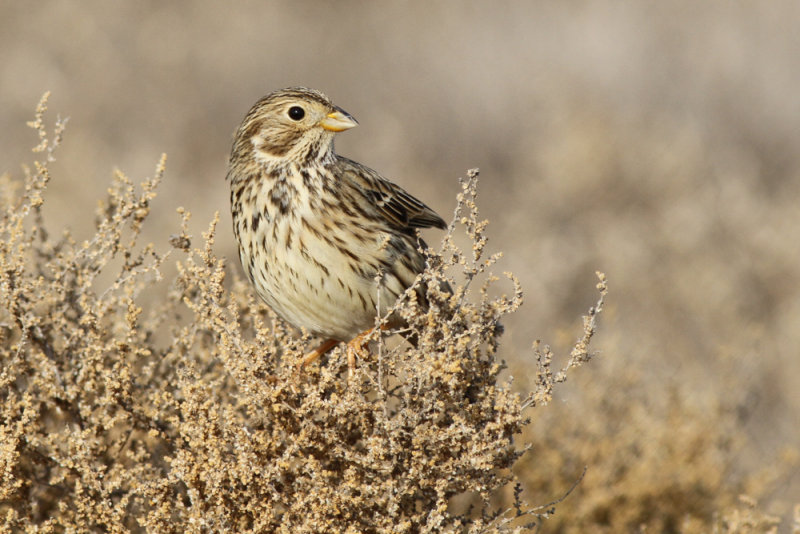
[2,1,799,529]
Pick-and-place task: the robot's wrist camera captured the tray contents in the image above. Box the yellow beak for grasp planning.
[320,109,358,132]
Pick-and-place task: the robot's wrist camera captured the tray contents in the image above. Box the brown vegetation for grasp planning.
[5,5,800,526]
[1,95,612,532]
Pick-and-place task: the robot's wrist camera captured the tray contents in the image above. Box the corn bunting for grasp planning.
[227,87,446,369]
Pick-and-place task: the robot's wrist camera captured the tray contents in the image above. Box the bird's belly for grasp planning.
[242,217,413,341]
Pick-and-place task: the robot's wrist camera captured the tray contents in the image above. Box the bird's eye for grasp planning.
[288,106,305,121]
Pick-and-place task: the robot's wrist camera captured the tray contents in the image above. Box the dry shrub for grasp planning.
[706,495,781,534]
[514,324,794,532]
[517,369,788,534]
[0,95,605,532]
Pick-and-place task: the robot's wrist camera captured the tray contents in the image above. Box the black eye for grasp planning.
[288,106,305,121]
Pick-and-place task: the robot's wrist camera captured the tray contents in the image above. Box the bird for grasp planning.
[226,87,447,371]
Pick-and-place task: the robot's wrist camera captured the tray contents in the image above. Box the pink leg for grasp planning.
[300,338,340,368]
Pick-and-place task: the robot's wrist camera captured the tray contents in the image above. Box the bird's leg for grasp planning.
[297,326,388,378]
[345,329,373,374]
[300,338,340,368]
[345,324,392,375]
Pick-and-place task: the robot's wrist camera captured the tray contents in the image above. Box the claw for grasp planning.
[345,329,373,377]
[296,326,387,380]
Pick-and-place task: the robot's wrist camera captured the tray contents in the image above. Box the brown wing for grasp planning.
[334,156,447,232]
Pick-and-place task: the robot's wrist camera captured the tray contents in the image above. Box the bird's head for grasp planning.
[231,87,358,169]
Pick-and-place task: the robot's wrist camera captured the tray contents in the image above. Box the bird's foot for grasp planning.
[345,329,374,378]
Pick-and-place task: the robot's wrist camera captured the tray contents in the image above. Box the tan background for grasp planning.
[2,0,799,525]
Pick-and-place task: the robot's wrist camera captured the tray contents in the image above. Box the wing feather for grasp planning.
[335,156,446,232]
